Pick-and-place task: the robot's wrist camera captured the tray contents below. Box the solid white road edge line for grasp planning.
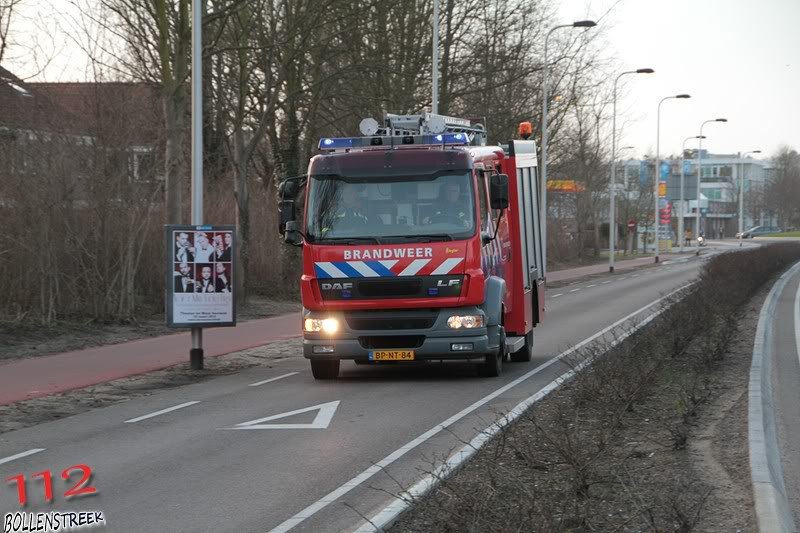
[795,280,800,377]
[265,283,694,533]
[0,448,45,466]
[748,261,800,533]
[352,283,691,533]
[249,372,299,387]
[123,401,200,424]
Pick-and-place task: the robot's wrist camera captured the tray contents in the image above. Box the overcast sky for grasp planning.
[6,0,798,161]
[558,0,800,160]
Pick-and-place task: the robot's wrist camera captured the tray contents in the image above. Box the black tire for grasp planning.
[310,359,340,379]
[510,330,534,363]
[479,326,505,377]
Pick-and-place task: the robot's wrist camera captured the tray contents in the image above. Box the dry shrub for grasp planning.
[391,242,800,533]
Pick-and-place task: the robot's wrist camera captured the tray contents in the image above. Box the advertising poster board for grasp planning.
[166,224,236,327]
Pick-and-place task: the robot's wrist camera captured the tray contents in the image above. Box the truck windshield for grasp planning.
[305,172,475,243]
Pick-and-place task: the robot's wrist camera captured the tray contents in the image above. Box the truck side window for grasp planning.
[477,171,489,230]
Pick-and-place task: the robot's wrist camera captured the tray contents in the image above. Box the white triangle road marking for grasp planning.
[223,400,340,430]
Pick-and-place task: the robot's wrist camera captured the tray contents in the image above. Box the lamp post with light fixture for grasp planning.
[653,94,690,263]
[679,135,705,252]
[695,118,728,253]
[541,20,596,278]
[609,68,654,273]
[738,149,761,245]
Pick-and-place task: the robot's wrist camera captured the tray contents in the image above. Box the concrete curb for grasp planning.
[749,261,800,532]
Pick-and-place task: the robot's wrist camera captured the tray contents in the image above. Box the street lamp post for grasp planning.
[432,0,439,113]
[653,94,690,263]
[679,135,705,252]
[695,118,728,254]
[190,0,204,369]
[542,19,596,278]
[738,149,761,246]
[609,68,654,273]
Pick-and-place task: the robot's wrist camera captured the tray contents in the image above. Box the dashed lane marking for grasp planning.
[124,401,200,424]
[0,448,45,466]
[249,372,299,387]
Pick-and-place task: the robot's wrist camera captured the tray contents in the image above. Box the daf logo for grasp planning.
[320,282,353,290]
[437,279,461,287]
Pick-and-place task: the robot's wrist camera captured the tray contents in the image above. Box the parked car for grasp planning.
[736,226,782,238]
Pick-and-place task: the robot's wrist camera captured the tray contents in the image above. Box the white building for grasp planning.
[621,152,775,238]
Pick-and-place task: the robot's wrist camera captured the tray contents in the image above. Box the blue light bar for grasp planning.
[318,137,354,150]
[430,133,469,145]
[317,133,470,151]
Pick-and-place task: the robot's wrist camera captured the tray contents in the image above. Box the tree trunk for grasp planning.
[233,128,250,302]
[163,92,186,225]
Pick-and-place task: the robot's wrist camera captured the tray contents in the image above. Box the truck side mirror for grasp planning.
[279,180,299,199]
[284,220,303,247]
[490,173,509,210]
[278,199,296,235]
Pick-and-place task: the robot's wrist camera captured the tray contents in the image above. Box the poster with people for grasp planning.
[167,225,236,327]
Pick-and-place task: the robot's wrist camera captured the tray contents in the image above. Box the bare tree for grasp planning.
[767,146,800,229]
[0,0,24,63]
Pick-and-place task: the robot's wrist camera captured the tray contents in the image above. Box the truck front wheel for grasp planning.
[311,359,340,379]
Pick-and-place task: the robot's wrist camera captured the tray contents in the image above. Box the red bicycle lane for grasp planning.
[0,312,300,405]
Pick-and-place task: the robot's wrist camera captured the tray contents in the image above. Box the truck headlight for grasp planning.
[447,315,485,329]
[304,317,340,333]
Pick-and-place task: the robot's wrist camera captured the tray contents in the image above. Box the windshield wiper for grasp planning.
[316,236,383,244]
[383,234,454,243]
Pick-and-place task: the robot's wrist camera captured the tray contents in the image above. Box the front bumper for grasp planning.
[302,306,496,361]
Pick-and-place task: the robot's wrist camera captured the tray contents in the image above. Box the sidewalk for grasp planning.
[0,254,695,406]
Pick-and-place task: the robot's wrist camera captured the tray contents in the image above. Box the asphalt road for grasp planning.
[0,248,732,532]
[769,259,800,525]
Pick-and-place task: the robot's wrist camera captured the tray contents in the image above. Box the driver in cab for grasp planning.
[323,185,368,233]
[423,181,470,228]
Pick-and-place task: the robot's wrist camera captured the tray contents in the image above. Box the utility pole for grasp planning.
[432,0,439,114]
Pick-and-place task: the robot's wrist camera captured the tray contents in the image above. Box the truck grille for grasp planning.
[359,335,425,349]
[345,310,438,331]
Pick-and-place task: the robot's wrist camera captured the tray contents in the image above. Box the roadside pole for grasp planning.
[431,0,439,114]
[190,0,204,369]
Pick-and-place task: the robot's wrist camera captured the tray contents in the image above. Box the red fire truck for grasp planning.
[279,113,545,379]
